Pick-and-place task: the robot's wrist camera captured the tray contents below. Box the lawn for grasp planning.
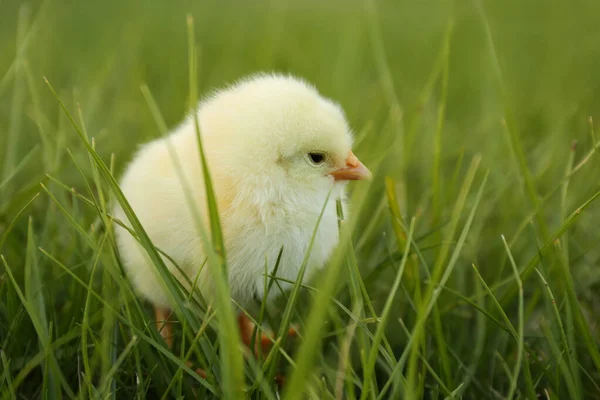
[1,0,600,398]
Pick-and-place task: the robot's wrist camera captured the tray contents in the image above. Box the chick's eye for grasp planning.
[308,152,326,165]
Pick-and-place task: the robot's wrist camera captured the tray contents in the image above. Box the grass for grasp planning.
[1,0,600,398]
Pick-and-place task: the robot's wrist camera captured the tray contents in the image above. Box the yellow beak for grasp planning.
[329,151,372,181]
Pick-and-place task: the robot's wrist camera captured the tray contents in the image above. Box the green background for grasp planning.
[1,0,599,398]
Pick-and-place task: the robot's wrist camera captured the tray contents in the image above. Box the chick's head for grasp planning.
[198,73,370,206]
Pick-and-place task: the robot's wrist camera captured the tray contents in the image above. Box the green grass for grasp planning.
[1,0,600,398]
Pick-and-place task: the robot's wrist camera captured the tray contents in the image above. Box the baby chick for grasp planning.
[113,73,370,356]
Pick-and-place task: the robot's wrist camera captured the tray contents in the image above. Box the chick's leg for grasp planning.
[237,313,298,357]
[237,313,297,388]
[155,306,206,378]
[154,306,174,348]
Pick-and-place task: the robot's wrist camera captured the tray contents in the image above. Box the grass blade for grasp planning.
[360,217,415,399]
[186,15,244,397]
[500,235,524,400]
[535,268,579,399]
[282,192,361,400]
[380,169,489,400]
[1,350,16,400]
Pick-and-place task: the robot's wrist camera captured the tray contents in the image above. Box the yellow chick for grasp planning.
[113,73,371,352]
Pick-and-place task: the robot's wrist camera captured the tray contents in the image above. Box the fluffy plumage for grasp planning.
[114,73,370,316]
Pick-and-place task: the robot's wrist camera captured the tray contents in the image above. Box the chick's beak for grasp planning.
[330,151,372,181]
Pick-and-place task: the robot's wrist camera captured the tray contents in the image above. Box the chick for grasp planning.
[113,73,370,355]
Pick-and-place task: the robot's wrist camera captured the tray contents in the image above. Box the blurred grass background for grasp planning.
[1,0,600,398]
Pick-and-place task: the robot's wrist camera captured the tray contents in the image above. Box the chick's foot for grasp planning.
[154,306,174,348]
